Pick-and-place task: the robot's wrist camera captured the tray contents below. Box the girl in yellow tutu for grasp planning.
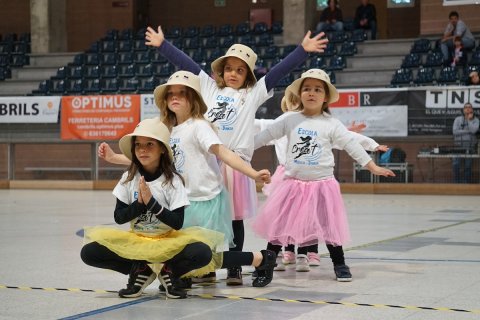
[81,117,276,299]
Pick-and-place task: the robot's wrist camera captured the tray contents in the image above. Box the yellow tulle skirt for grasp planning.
[83,226,224,278]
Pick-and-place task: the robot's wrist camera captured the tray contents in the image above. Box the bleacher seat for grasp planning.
[118,29,133,40]
[134,51,150,64]
[135,28,147,40]
[401,53,421,68]
[220,35,235,48]
[390,68,413,86]
[237,35,255,47]
[11,54,29,67]
[218,24,233,37]
[424,51,443,67]
[184,26,199,38]
[101,78,119,93]
[84,79,101,94]
[139,76,159,93]
[253,22,268,35]
[339,41,357,56]
[85,53,100,65]
[191,49,206,63]
[84,65,100,78]
[68,79,84,94]
[119,77,140,93]
[52,66,68,80]
[151,52,167,64]
[204,36,219,49]
[309,56,327,69]
[200,25,216,38]
[207,48,223,63]
[235,22,250,36]
[101,52,117,65]
[414,67,436,85]
[137,63,153,77]
[326,70,336,84]
[275,73,294,88]
[184,37,201,49]
[350,29,367,42]
[101,65,118,78]
[134,40,148,51]
[326,55,346,71]
[70,54,85,66]
[117,40,133,52]
[171,38,184,49]
[50,79,67,95]
[12,42,29,54]
[118,52,134,65]
[437,66,459,85]
[165,27,182,39]
[119,64,136,78]
[262,46,279,59]
[101,40,116,52]
[69,66,84,79]
[411,38,431,53]
[256,34,274,47]
[103,29,118,41]
[322,42,337,57]
[156,63,174,77]
[32,80,52,95]
[0,55,9,67]
[280,45,297,58]
[87,41,100,53]
[270,21,283,34]
[328,31,348,44]
[469,51,480,66]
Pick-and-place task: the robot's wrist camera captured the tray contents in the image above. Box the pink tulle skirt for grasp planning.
[262,165,285,196]
[221,162,257,220]
[252,177,350,247]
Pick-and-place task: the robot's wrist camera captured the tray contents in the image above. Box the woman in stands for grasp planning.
[145,25,328,285]
[252,69,394,282]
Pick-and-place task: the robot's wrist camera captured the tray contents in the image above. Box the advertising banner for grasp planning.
[0,97,61,123]
[61,95,140,140]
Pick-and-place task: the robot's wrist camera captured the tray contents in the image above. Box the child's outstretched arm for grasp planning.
[210,144,271,184]
[364,161,396,177]
[98,142,130,165]
[265,31,328,91]
[145,26,201,74]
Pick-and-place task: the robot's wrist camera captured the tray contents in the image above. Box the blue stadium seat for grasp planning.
[191,49,206,63]
[52,66,68,80]
[339,41,357,56]
[119,64,137,78]
[70,54,85,66]
[118,29,133,40]
[350,29,367,42]
[261,46,279,59]
[309,56,327,69]
[437,66,459,85]
[119,77,140,93]
[87,41,100,53]
[321,42,337,57]
[235,22,250,36]
[101,78,119,93]
[390,68,413,86]
[134,51,150,64]
[11,54,29,67]
[85,53,100,65]
[275,74,294,88]
[171,38,184,49]
[117,40,133,52]
[84,79,101,94]
[270,21,283,34]
[118,52,134,65]
[156,63,174,77]
[414,67,436,85]
[218,24,233,37]
[139,76,159,93]
[280,45,296,58]
[137,63,154,77]
[134,40,148,51]
[326,70,336,84]
[151,52,167,64]
[253,22,268,35]
[84,65,100,78]
[204,36,219,48]
[184,26,199,38]
[469,51,480,66]
[101,53,117,65]
[401,53,422,68]
[68,79,84,94]
[184,37,201,49]
[328,31,348,44]
[32,79,52,95]
[424,51,443,67]
[326,55,346,71]
[165,26,182,39]
[256,34,274,47]
[50,79,68,95]
[206,48,223,63]
[103,29,118,41]
[101,40,116,52]
[220,35,235,48]
[200,25,216,38]
[411,38,431,54]
[237,35,255,47]
[135,28,147,40]
[101,65,118,78]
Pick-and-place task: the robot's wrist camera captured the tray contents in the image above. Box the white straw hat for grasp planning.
[288,69,339,104]
[119,117,173,161]
[211,44,257,84]
[153,70,208,114]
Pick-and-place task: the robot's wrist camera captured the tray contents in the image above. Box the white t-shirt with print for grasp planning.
[113,171,190,237]
[171,118,224,201]
[255,112,372,181]
[199,71,273,161]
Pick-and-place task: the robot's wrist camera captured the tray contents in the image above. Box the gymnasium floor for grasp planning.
[0,190,479,319]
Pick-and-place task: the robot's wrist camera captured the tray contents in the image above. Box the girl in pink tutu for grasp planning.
[252,69,395,281]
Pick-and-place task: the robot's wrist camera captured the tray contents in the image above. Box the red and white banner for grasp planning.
[61,95,140,140]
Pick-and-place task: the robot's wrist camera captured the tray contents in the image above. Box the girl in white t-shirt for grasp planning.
[253,69,395,282]
[84,118,277,300]
[98,71,273,285]
[145,26,329,285]
[255,87,389,272]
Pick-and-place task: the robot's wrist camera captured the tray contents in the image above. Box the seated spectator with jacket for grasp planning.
[316,0,344,33]
[354,0,377,40]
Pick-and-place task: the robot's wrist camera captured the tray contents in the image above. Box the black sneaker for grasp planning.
[192,271,216,283]
[226,267,243,286]
[159,277,192,293]
[252,250,276,287]
[334,264,352,282]
[118,262,156,298]
[158,265,188,299]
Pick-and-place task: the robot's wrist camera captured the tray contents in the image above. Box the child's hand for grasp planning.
[98,142,117,162]
[301,31,329,53]
[145,26,165,48]
[375,145,389,152]
[369,164,395,177]
[348,121,367,133]
[255,169,271,184]
[139,176,152,204]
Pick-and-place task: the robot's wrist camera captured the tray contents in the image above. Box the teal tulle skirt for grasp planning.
[183,188,235,248]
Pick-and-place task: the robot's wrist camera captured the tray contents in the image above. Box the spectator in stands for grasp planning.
[354,0,377,40]
[451,36,466,67]
[440,11,475,65]
[467,70,479,86]
[452,103,479,183]
[315,0,344,33]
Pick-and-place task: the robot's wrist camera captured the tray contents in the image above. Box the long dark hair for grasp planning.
[124,136,184,186]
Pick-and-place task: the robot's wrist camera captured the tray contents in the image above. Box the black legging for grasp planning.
[81,241,212,278]
[284,244,319,255]
[81,241,257,277]
[229,220,244,252]
[267,242,345,265]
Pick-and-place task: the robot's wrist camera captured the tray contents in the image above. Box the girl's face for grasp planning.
[134,136,164,173]
[166,85,192,118]
[223,57,248,89]
[300,78,328,116]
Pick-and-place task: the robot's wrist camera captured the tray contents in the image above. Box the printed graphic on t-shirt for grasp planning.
[207,95,237,131]
[134,210,157,231]
[291,127,322,165]
[170,137,185,173]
